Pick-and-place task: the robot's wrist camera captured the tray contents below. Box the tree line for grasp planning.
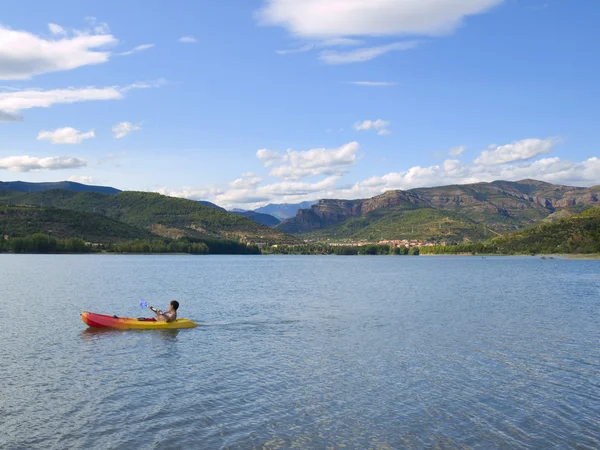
[262,243,420,255]
[0,233,261,255]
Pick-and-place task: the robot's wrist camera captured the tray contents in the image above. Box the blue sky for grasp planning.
[1,0,599,208]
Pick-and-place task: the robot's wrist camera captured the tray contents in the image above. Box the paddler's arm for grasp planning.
[149,306,163,315]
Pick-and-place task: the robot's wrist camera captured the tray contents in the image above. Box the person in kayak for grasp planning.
[149,300,179,322]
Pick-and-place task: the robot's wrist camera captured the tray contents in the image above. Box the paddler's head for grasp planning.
[170,300,179,311]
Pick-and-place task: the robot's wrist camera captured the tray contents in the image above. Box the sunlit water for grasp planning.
[1,255,599,449]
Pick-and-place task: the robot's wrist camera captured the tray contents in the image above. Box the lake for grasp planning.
[1,255,599,449]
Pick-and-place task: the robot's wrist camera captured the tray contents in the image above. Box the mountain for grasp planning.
[231,210,281,227]
[422,207,600,255]
[277,180,600,243]
[487,206,600,254]
[0,189,296,244]
[197,200,226,210]
[0,180,120,195]
[0,205,155,242]
[255,201,317,220]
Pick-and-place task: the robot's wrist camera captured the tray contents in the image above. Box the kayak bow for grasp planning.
[81,311,197,329]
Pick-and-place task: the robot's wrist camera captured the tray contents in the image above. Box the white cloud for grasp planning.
[0,82,159,115]
[275,44,314,55]
[321,38,363,47]
[473,138,558,165]
[0,109,23,121]
[449,145,465,157]
[68,175,94,184]
[214,176,340,209]
[256,149,281,166]
[48,23,66,36]
[112,122,141,139]
[119,44,154,56]
[0,23,117,80]
[37,127,95,144]
[347,81,397,87]
[0,155,87,172]
[156,186,225,201]
[155,151,599,210]
[320,41,419,64]
[258,0,503,38]
[276,38,362,55]
[354,119,391,135]
[85,17,110,35]
[269,141,360,179]
[178,36,198,43]
[340,155,600,200]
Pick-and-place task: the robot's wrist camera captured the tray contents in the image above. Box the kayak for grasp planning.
[81,311,198,329]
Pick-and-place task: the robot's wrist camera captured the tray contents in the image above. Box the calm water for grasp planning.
[1,255,599,449]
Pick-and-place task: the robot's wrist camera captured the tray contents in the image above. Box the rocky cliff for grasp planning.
[277,179,599,239]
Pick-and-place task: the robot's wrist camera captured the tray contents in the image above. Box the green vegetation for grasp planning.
[262,243,419,255]
[0,205,155,242]
[0,189,295,244]
[299,206,489,243]
[0,234,260,255]
[420,207,600,255]
[278,180,600,244]
[0,233,92,254]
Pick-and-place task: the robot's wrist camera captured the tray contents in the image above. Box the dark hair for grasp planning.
[170,300,179,311]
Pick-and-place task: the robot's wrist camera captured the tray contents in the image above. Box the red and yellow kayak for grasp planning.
[81,311,197,329]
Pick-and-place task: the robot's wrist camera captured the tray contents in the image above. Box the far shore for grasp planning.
[421,253,600,260]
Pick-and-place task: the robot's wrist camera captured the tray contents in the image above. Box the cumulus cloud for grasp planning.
[112,122,141,139]
[449,145,465,157]
[156,151,600,210]
[0,109,23,121]
[473,138,558,165]
[119,43,154,56]
[0,82,160,115]
[258,0,503,38]
[354,119,391,135]
[256,149,281,166]
[156,185,225,201]
[68,175,94,184]
[320,41,419,64]
[178,36,198,43]
[37,127,95,144]
[268,141,360,180]
[0,23,117,80]
[214,176,340,209]
[0,155,87,172]
[347,81,397,87]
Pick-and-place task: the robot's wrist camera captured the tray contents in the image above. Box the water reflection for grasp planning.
[81,328,180,342]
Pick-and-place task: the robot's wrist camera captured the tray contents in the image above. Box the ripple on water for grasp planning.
[1,255,599,449]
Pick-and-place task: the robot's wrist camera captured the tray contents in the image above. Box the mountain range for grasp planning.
[254,201,317,220]
[276,179,599,243]
[1,179,598,247]
[0,188,295,245]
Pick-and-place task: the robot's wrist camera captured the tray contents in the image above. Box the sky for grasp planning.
[1,0,599,209]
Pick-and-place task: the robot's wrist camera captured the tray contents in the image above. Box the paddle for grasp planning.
[139,299,160,321]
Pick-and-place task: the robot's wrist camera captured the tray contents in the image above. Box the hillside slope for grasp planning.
[278,180,599,243]
[0,205,155,242]
[490,207,600,254]
[0,189,295,243]
[0,180,120,195]
[422,207,600,254]
[232,210,281,227]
